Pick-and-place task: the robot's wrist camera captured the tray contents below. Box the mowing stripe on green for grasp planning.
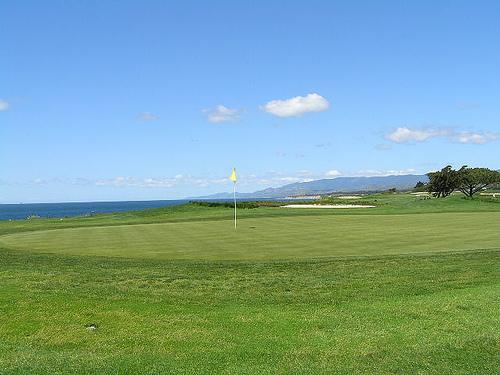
[1,212,499,260]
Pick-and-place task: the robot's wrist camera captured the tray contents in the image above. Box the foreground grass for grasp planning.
[1,248,499,374]
[1,194,499,374]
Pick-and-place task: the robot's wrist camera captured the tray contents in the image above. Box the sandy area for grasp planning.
[281,204,376,209]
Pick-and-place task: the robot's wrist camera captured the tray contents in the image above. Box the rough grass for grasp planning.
[1,248,499,374]
[0,193,499,374]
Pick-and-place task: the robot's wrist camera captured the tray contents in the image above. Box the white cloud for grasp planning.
[261,93,329,118]
[356,170,384,176]
[95,177,172,188]
[297,170,314,177]
[210,178,229,184]
[255,170,332,186]
[93,174,245,189]
[387,168,416,175]
[204,105,241,123]
[295,153,305,158]
[137,111,158,121]
[384,127,449,143]
[0,100,10,111]
[356,169,416,177]
[326,170,342,177]
[384,126,499,146]
[278,177,302,182]
[242,173,259,179]
[17,168,423,196]
[96,177,141,187]
[449,131,500,145]
[144,178,176,187]
[277,152,286,157]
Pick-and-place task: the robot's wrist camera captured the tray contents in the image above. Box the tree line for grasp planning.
[426,165,500,198]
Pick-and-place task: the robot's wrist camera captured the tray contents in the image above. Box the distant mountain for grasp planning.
[192,174,429,200]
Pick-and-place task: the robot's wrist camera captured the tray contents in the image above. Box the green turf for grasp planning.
[1,212,499,260]
[0,193,499,374]
[1,248,498,374]
[1,192,498,237]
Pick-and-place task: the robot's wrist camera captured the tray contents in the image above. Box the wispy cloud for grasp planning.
[297,170,314,177]
[456,103,480,110]
[204,104,242,123]
[95,177,187,188]
[96,177,156,187]
[0,100,10,111]
[384,127,449,143]
[94,175,235,188]
[316,142,332,148]
[6,168,426,195]
[376,144,393,150]
[356,169,416,177]
[243,170,322,187]
[449,131,499,145]
[326,170,342,177]
[384,126,499,145]
[137,111,158,121]
[261,93,329,118]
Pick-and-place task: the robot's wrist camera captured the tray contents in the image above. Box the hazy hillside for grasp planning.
[193,174,429,199]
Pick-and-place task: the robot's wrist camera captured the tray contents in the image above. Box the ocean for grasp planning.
[0,200,190,221]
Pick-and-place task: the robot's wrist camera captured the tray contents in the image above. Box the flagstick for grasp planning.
[233,180,237,229]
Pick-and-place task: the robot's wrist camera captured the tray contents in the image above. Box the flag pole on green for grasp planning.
[229,168,237,229]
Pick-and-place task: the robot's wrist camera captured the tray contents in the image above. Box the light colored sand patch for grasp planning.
[337,195,363,199]
[281,204,376,209]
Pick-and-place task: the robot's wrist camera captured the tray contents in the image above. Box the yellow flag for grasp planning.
[229,168,237,182]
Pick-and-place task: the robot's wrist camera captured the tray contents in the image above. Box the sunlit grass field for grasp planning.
[1,212,499,260]
[1,193,499,374]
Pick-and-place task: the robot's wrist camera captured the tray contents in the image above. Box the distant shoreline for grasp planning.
[0,199,190,221]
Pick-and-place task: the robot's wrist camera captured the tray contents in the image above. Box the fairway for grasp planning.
[1,211,499,260]
[1,199,500,374]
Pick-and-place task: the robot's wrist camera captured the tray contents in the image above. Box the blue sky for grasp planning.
[1,0,499,203]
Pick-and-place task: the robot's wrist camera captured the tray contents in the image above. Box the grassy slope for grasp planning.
[0,193,499,374]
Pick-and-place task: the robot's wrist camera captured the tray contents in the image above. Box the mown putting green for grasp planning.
[1,211,499,260]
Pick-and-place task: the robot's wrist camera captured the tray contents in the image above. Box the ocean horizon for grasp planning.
[0,200,191,221]
[0,197,305,221]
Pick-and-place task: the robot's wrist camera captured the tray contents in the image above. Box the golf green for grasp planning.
[1,211,498,260]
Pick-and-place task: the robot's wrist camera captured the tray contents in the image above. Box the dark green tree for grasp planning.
[457,166,500,198]
[412,181,427,192]
[426,165,461,198]
[414,181,426,189]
